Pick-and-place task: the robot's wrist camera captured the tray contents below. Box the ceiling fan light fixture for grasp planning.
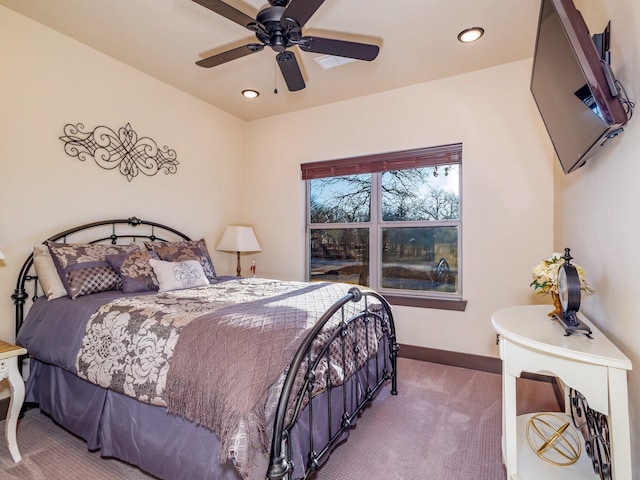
[457,27,485,43]
[242,89,260,99]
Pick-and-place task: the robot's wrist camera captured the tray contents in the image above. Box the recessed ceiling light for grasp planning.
[242,89,259,99]
[457,27,485,43]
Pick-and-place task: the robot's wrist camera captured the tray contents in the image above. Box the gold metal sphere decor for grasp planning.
[526,413,582,466]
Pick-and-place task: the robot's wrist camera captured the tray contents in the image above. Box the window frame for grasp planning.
[303,144,467,311]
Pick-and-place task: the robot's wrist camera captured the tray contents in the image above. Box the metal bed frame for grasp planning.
[12,216,399,480]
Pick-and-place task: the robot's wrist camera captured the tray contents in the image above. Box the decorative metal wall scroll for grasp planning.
[60,123,179,182]
[569,388,611,479]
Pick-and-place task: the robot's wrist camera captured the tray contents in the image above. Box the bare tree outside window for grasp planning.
[381,166,459,221]
[310,174,371,223]
[308,164,460,296]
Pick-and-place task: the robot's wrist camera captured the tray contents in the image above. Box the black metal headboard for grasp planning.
[12,216,191,335]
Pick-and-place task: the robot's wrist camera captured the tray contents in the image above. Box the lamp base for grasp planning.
[236,251,241,277]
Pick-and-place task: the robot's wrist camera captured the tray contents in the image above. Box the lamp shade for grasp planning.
[0,250,5,260]
[216,226,261,253]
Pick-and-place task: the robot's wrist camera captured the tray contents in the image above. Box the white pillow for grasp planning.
[33,244,68,300]
[149,258,210,292]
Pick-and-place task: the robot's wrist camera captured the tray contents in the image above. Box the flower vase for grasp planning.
[549,291,562,317]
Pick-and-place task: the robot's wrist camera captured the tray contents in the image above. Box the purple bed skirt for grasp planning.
[26,359,241,479]
[25,351,388,480]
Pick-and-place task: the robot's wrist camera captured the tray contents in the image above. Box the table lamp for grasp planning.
[216,226,261,277]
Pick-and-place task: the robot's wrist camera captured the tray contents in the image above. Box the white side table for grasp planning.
[491,305,632,479]
[0,340,27,462]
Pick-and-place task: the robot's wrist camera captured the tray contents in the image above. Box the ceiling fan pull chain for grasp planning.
[274,56,278,94]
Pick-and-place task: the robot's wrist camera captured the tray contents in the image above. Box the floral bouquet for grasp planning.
[531,252,594,295]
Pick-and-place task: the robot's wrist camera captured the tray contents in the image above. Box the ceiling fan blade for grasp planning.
[281,0,325,29]
[277,51,305,92]
[192,0,256,30]
[196,44,264,68]
[299,36,379,61]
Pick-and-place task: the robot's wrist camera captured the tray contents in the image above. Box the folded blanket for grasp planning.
[166,278,372,478]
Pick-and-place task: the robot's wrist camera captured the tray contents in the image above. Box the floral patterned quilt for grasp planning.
[74,278,387,479]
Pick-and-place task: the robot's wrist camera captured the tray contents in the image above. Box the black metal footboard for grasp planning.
[267,287,398,480]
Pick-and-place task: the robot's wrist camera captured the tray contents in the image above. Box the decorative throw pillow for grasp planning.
[145,239,216,283]
[47,241,143,299]
[32,244,68,300]
[106,250,160,293]
[148,258,210,292]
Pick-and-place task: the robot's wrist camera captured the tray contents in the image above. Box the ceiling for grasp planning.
[1,0,541,121]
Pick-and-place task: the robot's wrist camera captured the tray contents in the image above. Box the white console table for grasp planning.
[491,305,632,479]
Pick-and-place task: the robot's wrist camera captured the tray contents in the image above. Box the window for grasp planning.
[303,144,465,310]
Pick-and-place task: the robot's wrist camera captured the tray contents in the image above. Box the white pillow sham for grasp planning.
[33,244,67,300]
[149,258,209,292]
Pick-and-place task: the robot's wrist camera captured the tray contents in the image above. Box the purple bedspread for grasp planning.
[16,290,137,371]
[16,277,236,369]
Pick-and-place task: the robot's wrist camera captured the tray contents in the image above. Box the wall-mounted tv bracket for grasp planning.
[592,22,610,63]
[592,22,620,98]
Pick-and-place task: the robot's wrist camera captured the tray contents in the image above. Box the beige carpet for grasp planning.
[0,358,560,479]
[315,358,560,480]
[0,408,155,479]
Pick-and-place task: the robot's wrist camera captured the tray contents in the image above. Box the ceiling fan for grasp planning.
[193,0,380,92]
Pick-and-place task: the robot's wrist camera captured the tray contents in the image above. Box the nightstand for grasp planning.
[492,305,632,479]
[0,340,27,462]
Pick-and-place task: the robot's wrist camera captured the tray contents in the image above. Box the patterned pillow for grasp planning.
[148,258,210,292]
[47,241,143,299]
[145,239,216,283]
[106,250,160,293]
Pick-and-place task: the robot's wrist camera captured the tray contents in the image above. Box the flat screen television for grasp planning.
[530,0,628,174]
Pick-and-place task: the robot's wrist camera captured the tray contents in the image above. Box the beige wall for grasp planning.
[244,58,555,359]
[0,6,246,344]
[555,1,640,476]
